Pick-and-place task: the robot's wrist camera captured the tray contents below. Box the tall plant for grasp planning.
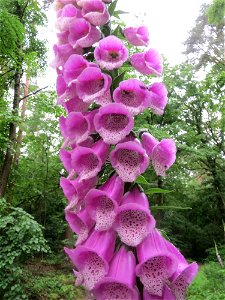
[53,0,198,299]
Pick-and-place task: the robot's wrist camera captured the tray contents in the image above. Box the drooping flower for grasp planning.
[71,139,110,180]
[143,285,175,300]
[130,48,163,76]
[136,230,177,297]
[76,66,112,104]
[147,82,168,115]
[94,103,134,144]
[93,246,139,300]
[124,26,149,46]
[141,132,159,158]
[65,209,94,245]
[55,4,79,32]
[85,175,124,231]
[113,78,150,116]
[114,187,156,246]
[151,139,176,176]
[80,0,110,26]
[59,110,98,147]
[68,18,101,49]
[65,229,116,290]
[110,141,149,182]
[63,54,88,84]
[94,35,129,70]
[62,96,89,114]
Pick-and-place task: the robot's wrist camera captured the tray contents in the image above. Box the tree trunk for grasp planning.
[0,71,22,198]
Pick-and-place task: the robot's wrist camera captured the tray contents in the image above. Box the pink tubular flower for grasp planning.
[59,110,97,147]
[71,139,110,180]
[62,96,89,113]
[93,246,139,300]
[68,18,101,49]
[81,0,110,26]
[136,230,177,297]
[94,35,129,70]
[147,82,168,115]
[130,48,163,76]
[59,148,73,174]
[143,285,175,300]
[85,175,124,231]
[141,132,159,158]
[113,78,150,116]
[55,4,78,32]
[76,67,112,104]
[63,54,88,84]
[65,209,94,245]
[151,139,177,176]
[124,26,149,46]
[64,229,116,290]
[114,187,156,246]
[110,141,149,182]
[94,103,134,144]
[56,74,67,102]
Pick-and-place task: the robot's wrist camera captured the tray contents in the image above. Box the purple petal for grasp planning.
[63,54,88,84]
[81,0,110,26]
[55,4,78,32]
[124,26,149,46]
[141,132,159,158]
[147,82,168,115]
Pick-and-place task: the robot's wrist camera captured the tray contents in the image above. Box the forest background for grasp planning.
[0,0,224,299]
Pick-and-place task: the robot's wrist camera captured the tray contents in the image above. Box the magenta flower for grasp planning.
[59,148,73,174]
[94,103,134,144]
[94,35,129,70]
[124,26,149,46]
[59,110,98,147]
[141,132,159,158]
[56,74,67,103]
[85,175,124,231]
[110,141,149,182]
[130,48,163,76]
[65,209,94,245]
[76,66,112,104]
[62,96,89,114]
[63,54,88,84]
[143,285,175,300]
[55,4,79,32]
[68,18,101,49]
[81,0,110,26]
[64,229,116,290]
[57,31,69,44]
[71,139,110,180]
[113,78,150,116]
[136,230,177,296]
[93,246,139,300]
[147,82,168,115]
[114,187,155,246]
[151,139,176,176]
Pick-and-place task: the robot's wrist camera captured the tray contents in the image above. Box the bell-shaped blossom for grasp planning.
[147,82,168,115]
[60,176,98,204]
[59,110,98,147]
[85,175,124,231]
[68,18,101,49]
[81,0,110,26]
[130,48,163,76]
[64,229,116,290]
[151,139,176,176]
[94,103,134,144]
[93,247,139,300]
[56,74,67,103]
[62,96,89,113]
[51,43,83,70]
[113,78,150,116]
[110,141,149,182]
[59,148,73,174]
[55,4,79,32]
[94,35,129,70]
[136,230,177,297]
[57,31,69,44]
[76,67,112,104]
[71,139,110,180]
[141,132,159,158]
[114,187,156,247]
[165,240,198,300]
[143,285,175,300]
[63,54,88,84]
[65,209,94,245]
[124,26,149,46]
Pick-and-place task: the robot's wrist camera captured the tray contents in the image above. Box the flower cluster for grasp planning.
[53,0,198,299]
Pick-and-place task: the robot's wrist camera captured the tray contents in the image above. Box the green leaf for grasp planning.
[145,188,173,195]
[113,71,126,89]
[135,175,149,185]
[151,205,192,210]
[113,10,128,19]
[108,0,118,16]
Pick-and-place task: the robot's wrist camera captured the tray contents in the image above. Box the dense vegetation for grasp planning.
[0,0,224,299]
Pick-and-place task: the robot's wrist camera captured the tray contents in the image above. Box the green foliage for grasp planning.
[0,198,49,299]
[207,0,225,25]
[187,263,225,299]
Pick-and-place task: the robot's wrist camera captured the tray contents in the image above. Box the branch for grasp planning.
[19,85,48,102]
